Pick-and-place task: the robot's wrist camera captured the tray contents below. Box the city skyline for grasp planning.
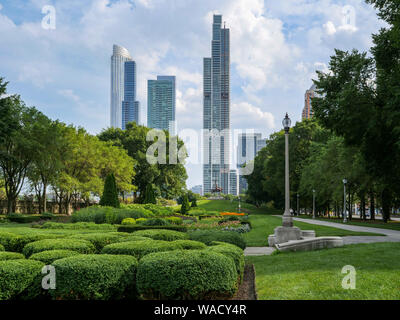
[0,0,386,188]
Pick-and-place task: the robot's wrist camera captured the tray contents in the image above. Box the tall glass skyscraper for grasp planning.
[147,76,176,135]
[110,45,132,128]
[203,14,230,194]
[122,61,140,130]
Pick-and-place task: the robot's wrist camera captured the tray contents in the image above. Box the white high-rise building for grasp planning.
[110,44,133,128]
[203,14,230,195]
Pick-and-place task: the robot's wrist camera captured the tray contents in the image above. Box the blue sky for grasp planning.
[0,0,385,188]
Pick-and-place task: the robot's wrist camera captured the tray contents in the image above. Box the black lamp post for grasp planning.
[282,113,292,227]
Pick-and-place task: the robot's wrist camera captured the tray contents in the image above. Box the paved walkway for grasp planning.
[244,216,400,256]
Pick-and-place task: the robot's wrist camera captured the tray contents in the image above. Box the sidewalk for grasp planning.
[244,216,400,256]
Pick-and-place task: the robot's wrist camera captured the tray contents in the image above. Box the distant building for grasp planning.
[190,185,203,196]
[122,61,140,129]
[147,76,176,135]
[110,45,140,129]
[110,45,132,128]
[237,133,265,194]
[203,14,231,195]
[229,170,238,196]
[302,84,321,120]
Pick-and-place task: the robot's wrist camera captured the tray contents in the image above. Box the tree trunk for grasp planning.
[370,191,375,220]
[381,187,391,223]
[42,182,47,213]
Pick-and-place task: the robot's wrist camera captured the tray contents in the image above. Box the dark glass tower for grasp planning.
[122,61,140,130]
[203,14,230,194]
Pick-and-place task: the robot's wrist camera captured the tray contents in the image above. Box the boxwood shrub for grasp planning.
[6,214,42,223]
[8,233,62,253]
[137,250,238,299]
[188,230,246,249]
[0,232,21,251]
[0,259,45,300]
[205,241,245,278]
[29,249,80,265]
[22,239,96,257]
[67,233,126,252]
[116,235,152,243]
[117,225,187,233]
[102,240,182,260]
[170,240,207,250]
[0,251,25,261]
[51,254,138,300]
[133,229,189,241]
[38,221,117,231]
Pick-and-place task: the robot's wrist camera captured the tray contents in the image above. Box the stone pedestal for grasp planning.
[268,226,302,247]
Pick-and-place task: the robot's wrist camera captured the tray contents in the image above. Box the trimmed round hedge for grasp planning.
[102,240,182,260]
[133,229,189,241]
[67,233,127,252]
[116,235,152,243]
[0,251,25,261]
[188,230,246,249]
[137,250,238,299]
[0,231,64,253]
[29,249,80,265]
[170,240,207,250]
[22,239,96,257]
[0,259,45,300]
[205,241,245,278]
[51,254,138,300]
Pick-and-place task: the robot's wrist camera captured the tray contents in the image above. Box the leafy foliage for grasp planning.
[136,250,238,299]
[51,254,138,300]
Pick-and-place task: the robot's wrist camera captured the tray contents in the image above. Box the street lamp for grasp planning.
[343,179,347,223]
[238,195,241,213]
[282,113,292,227]
[312,189,316,219]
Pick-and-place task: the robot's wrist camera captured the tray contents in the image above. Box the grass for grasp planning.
[243,215,384,247]
[297,215,400,231]
[246,242,400,300]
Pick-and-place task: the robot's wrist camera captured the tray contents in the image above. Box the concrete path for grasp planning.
[244,247,276,256]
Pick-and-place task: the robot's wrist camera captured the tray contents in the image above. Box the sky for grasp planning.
[0,0,386,188]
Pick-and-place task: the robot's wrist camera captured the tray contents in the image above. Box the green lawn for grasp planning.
[246,242,400,300]
[243,215,384,247]
[297,215,400,231]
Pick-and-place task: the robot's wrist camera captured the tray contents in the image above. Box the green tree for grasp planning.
[0,78,45,213]
[98,122,187,202]
[180,193,190,215]
[99,173,120,208]
[143,184,157,204]
[191,197,198,207]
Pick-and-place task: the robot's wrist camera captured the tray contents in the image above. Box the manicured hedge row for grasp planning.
[118,225,187,233]
[0,251,25,261]
[37,222,117,231]
[51,254,138,300]
[0,259,45,300]
[29,250,80,265]
[206,242,245,279]
[0,232,62,252]
[133,229,189,241]
[137,250,238,299]
[7,214,43,223]
[102,240,182,260]
[188,230,246,249]
[23,239,96,257]
[67,233,127,252]
[170,240,206,250]
[117,235,152,243]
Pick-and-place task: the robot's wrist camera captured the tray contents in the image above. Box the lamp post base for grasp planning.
[269,225,302,246]
[282,215,293,227]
